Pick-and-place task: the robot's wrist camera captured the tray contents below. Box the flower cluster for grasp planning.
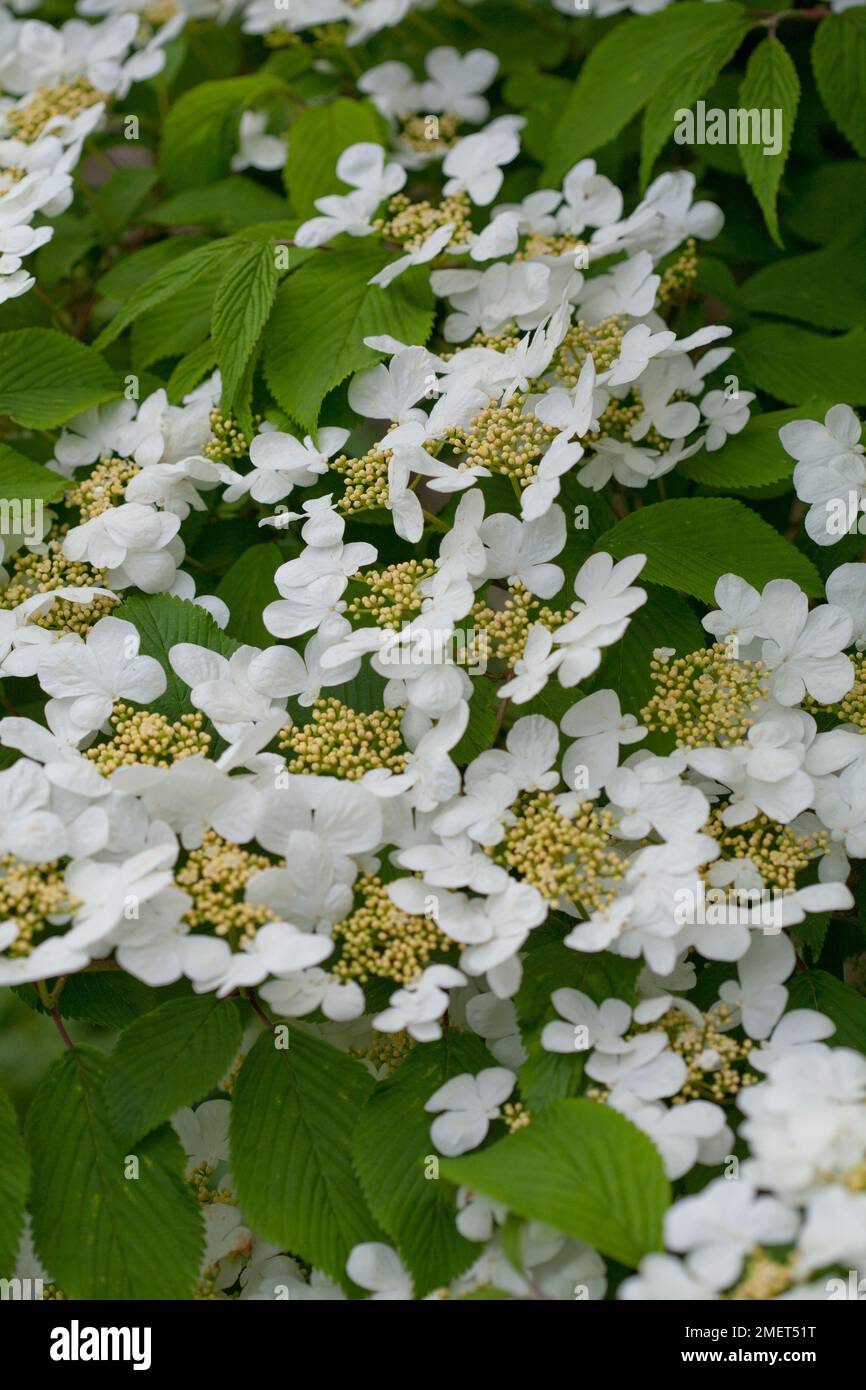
[3,0,866,1308]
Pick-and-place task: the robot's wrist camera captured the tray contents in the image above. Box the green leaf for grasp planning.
[167,340,219,404]
[94,239,236,351]
[113,593,240,721]
[263,244,434,432]
[782,161,866,246]
[90,167,159,236]
[57,974,189,1030]
[812,10,866,159]
[640,10,751,187]
[95,236,211,305]
[441,1098,670,1267]
[0,443,68,503]
[27,1048,203,1298]
[212,240,279,408]
[787,971,866,1053]
[679,400,834,490]
[148,177,289,233]
[737,37,800,246]
[130,266,222,371]
[353,1034,490,1297]
[738,241,866,330]
[103,996,242,1144]
[543,3,747,183]
[230,1027,382,1290]
[160,75,286,193]
[734,324,866,405]
[594,497,822,603]
[0,330,118,428]
[215,543,284,648]
[284,98,386,218]
[0,1090,28,1278]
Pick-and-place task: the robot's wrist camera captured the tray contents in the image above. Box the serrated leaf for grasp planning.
[0,1090,28,1277]
[0,330,118,428]
[130,266,223,371]
[27,1048,203,1298]
[230,1027,382,1290]
[543,3,747,184]
[57,974,189,1030]
[734,323,866,405]
[640,11,751,187]
[441,1098,670,1267]
[812,10,866,159]
[595,497,822,602]
[113,593,240,720]
[738,37,800,246]
[215,543,284,648]
[160,75,286,193]
[353,1034,490,1296]
[167,340,219,404]
[679,400,834,490]
[212,240,279,407]
[284,99,386,218]
[95,240,235,351]
[104,996,242,1143]
[0,443,68,503]
[262,245,434,432]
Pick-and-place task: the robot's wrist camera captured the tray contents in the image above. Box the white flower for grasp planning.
[369,222,454,289]
[231,109,285,172]
[556,158,623,236]
[664,1177,798,1288]
[424,1067,515,1156]
[553,552,647,686]
[64,843,176,949]
[346,1243,413,1300]
[499,623,564,703]
[35,615,166,735]
[781,403,865,546]
[717,930,794,1040]
[357,60,423,119]
[825,562,866,650]
[206,920,334,998]
[688,713,813,826]
[541,988,632,1055]
[442,119,522,206]
[479,505,565,598]
[373,963,467,1042]
[224,427,349,504]
[612,1092,729,1180]
[561,688,646,798]
[577,251,658,323]
[62,501,182,593]
[700,388,755,451]
[260,967,364,1022]
[110,755,263,849]
[702,573,765,654]
[421,47,498,123]
[759,579,853,705]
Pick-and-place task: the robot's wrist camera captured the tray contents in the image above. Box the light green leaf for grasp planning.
[104,996,243,1144]
[543,3,747,184]
[230,1027,382,1290]
[148,178,289,233]
[737,37,800,246]
[27,1048,203,1299]
[594,497,823,602]
[640,11,751,187]
[212,240,279,408]
[441,1098,670,1267]
[734,323,866,405]
[0,1090,28,1278]
[0,330,118,428]
[812,10,866,159]
[284,98,386,218]
[353,1035,490,1296]
[94,240,236,351]
[160,75,286,193]
[262,244,434,432]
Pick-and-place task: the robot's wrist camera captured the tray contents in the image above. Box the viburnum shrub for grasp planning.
[0,0,865,1307]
